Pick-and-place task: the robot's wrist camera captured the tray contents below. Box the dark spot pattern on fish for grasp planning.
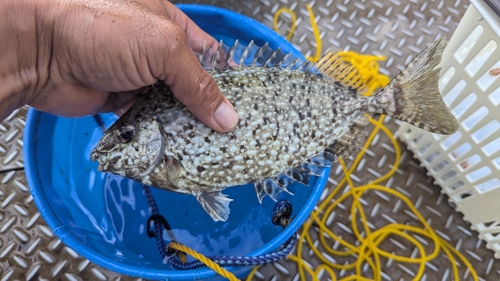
[94,67,385,194]
[90,38,457,223]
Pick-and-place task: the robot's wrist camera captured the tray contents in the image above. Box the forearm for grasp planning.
[0,0,52,121]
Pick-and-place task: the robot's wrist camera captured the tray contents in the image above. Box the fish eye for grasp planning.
[121,131,132,140]
[117,122,135,143]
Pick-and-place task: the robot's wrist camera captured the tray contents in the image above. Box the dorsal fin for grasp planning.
[251,42,269,66]
[197,40,311,71]
[238,40,254,67]
[199,42,215,69]
[315,51,367,92]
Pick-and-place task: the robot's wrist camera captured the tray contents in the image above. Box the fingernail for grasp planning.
[214,101,238,130]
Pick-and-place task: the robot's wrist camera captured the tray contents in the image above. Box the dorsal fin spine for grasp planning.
[263,48,278,67]
[211,42,221,69]
[220,40,233,68]
[286,57,301,69]
[303,61,315,72]
[200,40,313,72]
[276,53,291,66]
[228,39,238,66]
[239,40,254,67]
[251,42,268,66]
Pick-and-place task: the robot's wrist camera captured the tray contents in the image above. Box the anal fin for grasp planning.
[286,168,313,186]
[307,154,335,167]
[254,178,293,203]
[276,174,296,191]
[254,153,336,203]
[300,163,323,176]
[332,115,370,158]
[196,191,233,222]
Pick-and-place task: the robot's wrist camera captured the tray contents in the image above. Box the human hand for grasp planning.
[0,0,238,132]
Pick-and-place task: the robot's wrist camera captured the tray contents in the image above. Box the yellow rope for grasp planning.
[273,4,322,62]
[305,4,322,62]
[268,4,480,281]
[245,266,260,280]
[273,7,297,41]
[168,241,240,281]
[337,52,390,96]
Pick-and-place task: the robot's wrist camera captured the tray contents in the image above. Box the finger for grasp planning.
[111,97,138,116]
[166,4,218,52]
[148,20,238,132]
[167,50,238,132]
[101,90,141,116]
[28,83,110,117]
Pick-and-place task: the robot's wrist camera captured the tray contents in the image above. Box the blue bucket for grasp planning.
[23,5,331,280]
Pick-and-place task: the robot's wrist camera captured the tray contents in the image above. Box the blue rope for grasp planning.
[159,199,297,270]
[143,184,170,261]
[168,234,297,270]
[92,114,296,269]
[143,191,297,270]
[144,189,297,269]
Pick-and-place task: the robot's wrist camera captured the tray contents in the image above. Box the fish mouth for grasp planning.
[90,148,101,162]
[90,149,108,171]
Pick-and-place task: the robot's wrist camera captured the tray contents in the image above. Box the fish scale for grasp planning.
[91,38,459,222]
[178,68,347,180]
[160,68,361,187]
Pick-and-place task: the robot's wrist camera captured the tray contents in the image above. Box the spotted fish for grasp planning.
[90,38,459,221]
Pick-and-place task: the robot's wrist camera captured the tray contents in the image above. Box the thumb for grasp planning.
[169,61,239,133]
[154,24,238,132]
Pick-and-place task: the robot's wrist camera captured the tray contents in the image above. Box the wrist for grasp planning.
[0,0,53,120]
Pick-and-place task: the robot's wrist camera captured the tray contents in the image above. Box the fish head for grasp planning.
[90,113,165,179]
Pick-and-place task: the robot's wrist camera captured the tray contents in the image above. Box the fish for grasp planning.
[90,38,459,222]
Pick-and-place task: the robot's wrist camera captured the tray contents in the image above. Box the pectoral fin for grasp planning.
[196,191,233,222]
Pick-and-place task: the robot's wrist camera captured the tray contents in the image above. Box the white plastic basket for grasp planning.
[398,0,500,258]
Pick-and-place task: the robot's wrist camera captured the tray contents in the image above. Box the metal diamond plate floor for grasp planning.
[2,0,498,280]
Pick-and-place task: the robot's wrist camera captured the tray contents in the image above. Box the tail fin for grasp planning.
[381,37,459,135]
